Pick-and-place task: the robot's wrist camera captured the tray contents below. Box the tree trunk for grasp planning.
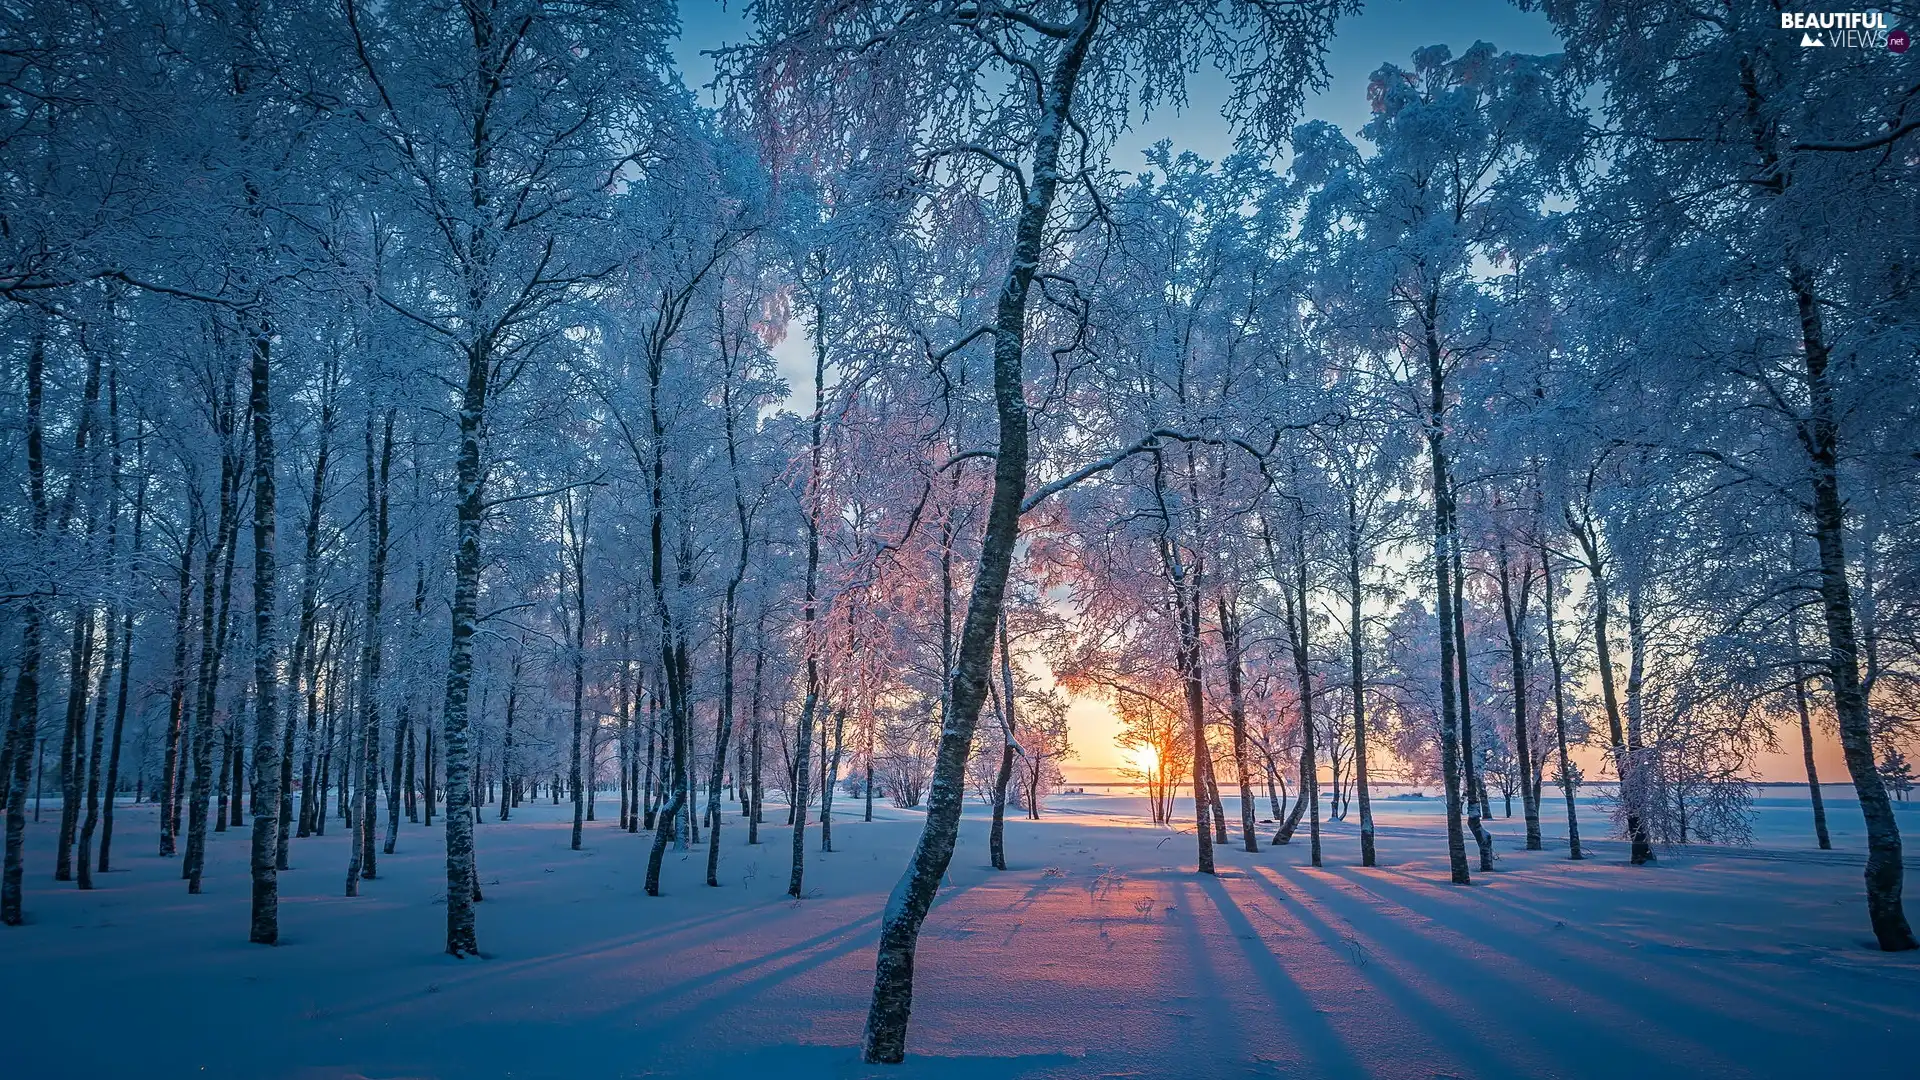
[76,603,116,890]
[56,606,96,881]
[1495,533,1541,851]
[1535,510,1583,860]
[862,13,1093,1061]
[1425,314,1471,886]
[748,619,765,844]
[99,468,143,873]
[423,724,433,828]
[989,616,1018,870]
[3,329,49,925]
[245,316,283,943]
[384,704,406,854]
[159,518,196,857]
[1451,525,1493,872]
[1175,574,1215,873]
[1273,554,1319,868]
[568,491,590,852]
[187,383,243,893]
[642,314,694,896]
[1344,502,1375,867]
[1571,507,1652,864]
[1219,596,1259,854]
[784,286,830,899]
[437,337,486,956]
[357,409,394,883]
[1787,609,1832,849]
[499,653,520,822]
[1791,270,1913,950]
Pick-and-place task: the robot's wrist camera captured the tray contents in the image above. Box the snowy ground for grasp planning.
[5,789,1918,1079]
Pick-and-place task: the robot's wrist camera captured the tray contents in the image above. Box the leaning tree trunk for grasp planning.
[861,12,1094,1061]
[1791,269,1914,950]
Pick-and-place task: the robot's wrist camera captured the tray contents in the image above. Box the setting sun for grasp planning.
[1128,743,1161,777]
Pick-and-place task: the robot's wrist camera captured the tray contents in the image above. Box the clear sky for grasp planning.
[662,2,1850,787]
[672,0,1566,159]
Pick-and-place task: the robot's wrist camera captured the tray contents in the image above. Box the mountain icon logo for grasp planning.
[1801,32,1825,46]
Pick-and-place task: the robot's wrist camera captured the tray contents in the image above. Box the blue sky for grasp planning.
[671,0,1565,169]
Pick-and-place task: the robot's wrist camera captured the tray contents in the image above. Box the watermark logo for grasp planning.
[1783,11,1900,49]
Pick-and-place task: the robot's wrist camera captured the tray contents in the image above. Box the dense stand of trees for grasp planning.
[3,0,1916,1062]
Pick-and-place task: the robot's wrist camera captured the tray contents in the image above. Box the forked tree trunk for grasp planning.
[99,462,144,873]
[77,602,116,890]
[186,381,242,894]
[748,617,766,843]
[1570,506,1652,865]
[708,357,753,883]
[55,342,105,885]
[1537,512,1582,860]
[822,708,845,853]
[56,606,96,881]
[642,325,694,895]
[1451,528,1493,873]
[1495,533,1541,851]
[1272,553,1319,867]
